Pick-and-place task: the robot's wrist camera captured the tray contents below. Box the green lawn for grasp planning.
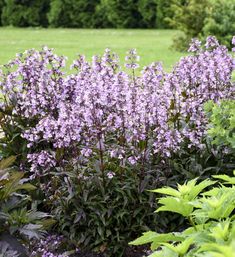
[0,28,186,71]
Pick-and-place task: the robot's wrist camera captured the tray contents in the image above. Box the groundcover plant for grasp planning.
[0,36,234,256]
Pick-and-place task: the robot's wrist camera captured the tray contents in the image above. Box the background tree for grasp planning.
[203,0,235,48]
[2,0,49,27]
[99,0,143,28]
[137,0,157,28]
[167,0,209,51]
[48,0,100,28]
[156,0,174,28]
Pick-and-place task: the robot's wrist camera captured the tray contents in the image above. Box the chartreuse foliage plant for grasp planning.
[130,173,235,257]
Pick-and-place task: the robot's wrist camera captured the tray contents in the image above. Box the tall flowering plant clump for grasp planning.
[0,37,234,180]
[0,47,67,174]
[168,36,235,148]
[0,47,181,180]
[0,37,235,255]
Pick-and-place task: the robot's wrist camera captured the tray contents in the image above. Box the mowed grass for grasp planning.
[0,28,186,71]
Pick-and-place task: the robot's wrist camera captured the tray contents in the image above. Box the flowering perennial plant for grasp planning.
[30,234,68,257]
[0,37,234,178]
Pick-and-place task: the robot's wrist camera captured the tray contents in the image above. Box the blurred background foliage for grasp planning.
[0,0,234,50]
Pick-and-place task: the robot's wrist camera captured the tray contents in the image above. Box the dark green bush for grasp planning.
[2,0,49,27]
[99,0,143,28]
[33,135,179,256]
[5,0,233,32]
[92,1,112,28]
[156,0,174,28]
[167,0,209,51]
[137,0,157,28]
[46,162,187,256]
[203,0,235,48]
[0,0,4,26]
[48,0,106,28]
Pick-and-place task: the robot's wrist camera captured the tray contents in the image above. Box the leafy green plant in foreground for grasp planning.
[0,156,53,255]
[130,172,235,257]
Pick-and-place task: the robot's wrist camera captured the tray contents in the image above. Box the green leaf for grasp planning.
[0,156,16,170]
[162,237,194,255]
[15,183,36,192]
[129,231,179,246]
[27,211,51,221]
[213,174,235,185]
[19,224,45,239]
[189,179,216,200]
[148,248,178,257]
[156,197,193,217]
[0,211,10,220]
[151,187,180,197]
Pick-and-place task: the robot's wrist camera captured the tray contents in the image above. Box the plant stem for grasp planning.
[98,133,106,189]
[188,216,197,231]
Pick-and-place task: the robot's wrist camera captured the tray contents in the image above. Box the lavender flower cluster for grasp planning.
[30,234,67,257]
[0,36,234,176]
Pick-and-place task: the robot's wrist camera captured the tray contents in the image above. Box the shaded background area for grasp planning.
[0,0,171,29]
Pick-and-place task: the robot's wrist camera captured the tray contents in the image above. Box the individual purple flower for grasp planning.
[125,48,140,69]
[232,36,235,52]
[27,151,56,177]
[188,38,201,52]
[81,148,92,157]
[107,171,115,179]
[205,36,219,49]
[232,36,235,45]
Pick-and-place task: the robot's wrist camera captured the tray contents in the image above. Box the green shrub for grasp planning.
[137,0,157,28]
[156,0,174,28]
[92,1,112,28]
[0,156,52,255]
[205,100,235,150]
[0,0,211,29]
[0,0,4,26]
[48,0,148,28]
[203,0,235,48]
[48,0,104,28]
[167,0,235,50]
[130,172,235,257]
[1,0,49,27]
[167,0,209,51]
[99,0,143,28]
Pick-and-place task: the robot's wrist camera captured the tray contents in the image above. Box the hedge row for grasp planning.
[0,0,173,28]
